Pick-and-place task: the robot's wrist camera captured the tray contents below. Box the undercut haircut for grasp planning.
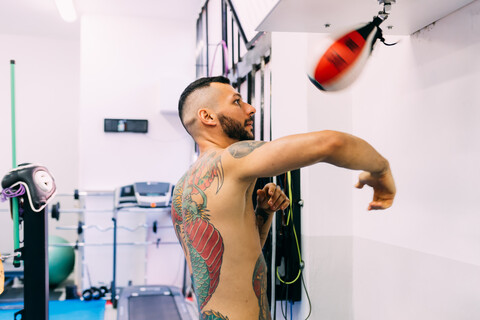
[178,76,230,133]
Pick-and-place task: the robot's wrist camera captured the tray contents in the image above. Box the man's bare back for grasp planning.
[172,146,283,320]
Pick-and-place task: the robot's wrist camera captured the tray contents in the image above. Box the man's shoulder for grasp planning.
[226,141,267,159]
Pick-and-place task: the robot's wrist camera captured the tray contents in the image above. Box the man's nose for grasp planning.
[246,103,256,115]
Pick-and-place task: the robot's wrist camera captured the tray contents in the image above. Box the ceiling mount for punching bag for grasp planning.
[307,0,398,92]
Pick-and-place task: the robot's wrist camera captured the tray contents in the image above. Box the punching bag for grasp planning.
[307,16,387,92]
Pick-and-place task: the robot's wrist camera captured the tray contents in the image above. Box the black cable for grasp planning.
[280,280,290,320]
[380,36,399,46]
[290,301,293,319]
[301,273,312,320]
[285,283,289,320]
[280,283,287,319]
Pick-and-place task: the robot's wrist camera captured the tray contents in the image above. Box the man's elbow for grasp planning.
[318,130,347,157]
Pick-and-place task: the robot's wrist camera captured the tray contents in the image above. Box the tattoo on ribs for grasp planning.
[228,141,266,158]
[171,152,225,311]
[201,310,230,320]
[252,254,270,320]
[172,174,188,254]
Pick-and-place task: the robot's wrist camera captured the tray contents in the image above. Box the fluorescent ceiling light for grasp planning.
[54,0,77,23]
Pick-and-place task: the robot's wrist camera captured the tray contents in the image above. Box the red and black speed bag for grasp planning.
[308,17,384,92]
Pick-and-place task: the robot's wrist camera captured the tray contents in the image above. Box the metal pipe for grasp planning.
[111,214,117,308]
[49,241,179,247]
[51,208,114,214]
[0,206,170,215]
[271,176,277,318]
[10,60,20,255]
[0,252,21,262]
[57,224,172,233]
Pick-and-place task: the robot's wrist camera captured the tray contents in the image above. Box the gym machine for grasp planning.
[45,182,195,319]
[0,60,56,320]
[1,164,57,320]
[113,182,195,320]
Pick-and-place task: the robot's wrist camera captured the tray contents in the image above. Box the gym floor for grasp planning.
[104,302,116,320]
[1,278,199,320]
[0,276,116,320]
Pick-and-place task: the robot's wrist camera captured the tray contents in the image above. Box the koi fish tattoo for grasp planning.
[201,310,230,320]
[171,151,225,311]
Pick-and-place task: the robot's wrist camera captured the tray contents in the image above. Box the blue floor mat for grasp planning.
[0,300,105,320]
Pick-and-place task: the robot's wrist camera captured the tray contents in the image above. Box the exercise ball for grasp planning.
[48,235,75,287]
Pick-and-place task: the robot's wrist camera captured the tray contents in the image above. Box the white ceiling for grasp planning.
[0,0,475,40]
[258,0,477,35]
[0,0,202,39]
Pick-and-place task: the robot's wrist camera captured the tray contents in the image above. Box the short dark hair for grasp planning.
[178,76,230,130]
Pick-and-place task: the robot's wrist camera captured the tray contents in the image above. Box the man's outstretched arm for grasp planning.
[226,130,396,210]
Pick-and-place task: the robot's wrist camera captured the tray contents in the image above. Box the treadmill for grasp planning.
[117,285,192,320]
[113,182,195,320]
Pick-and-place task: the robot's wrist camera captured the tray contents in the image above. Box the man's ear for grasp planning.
[198,108,217,127]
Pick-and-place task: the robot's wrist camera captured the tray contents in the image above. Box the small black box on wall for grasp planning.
[104,119,148,133]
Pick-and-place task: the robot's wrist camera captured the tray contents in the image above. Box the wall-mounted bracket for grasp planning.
[377,0,396,20]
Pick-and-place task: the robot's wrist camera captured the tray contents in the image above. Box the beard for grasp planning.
[218,114,254,141]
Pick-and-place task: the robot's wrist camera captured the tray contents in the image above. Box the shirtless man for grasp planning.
[171,76,396,320]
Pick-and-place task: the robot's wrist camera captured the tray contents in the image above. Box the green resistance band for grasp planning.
[276,171,303,285]
[10,60,20,256]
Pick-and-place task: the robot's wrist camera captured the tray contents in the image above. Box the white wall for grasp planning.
[0,35,80,193]
[0,34,80,254]
[352,2,480,319]
[272,1,480,319]
[79,14,195,190]
[78,13,196,288]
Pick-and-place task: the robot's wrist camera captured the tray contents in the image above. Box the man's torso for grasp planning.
[171,149,270,320]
